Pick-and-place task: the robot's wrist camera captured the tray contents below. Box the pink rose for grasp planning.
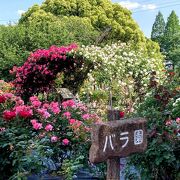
[32,100,42,107]
[43,103,50,109]
[30,96,39,102]
[19,110,32,118]
[45,124,53,131]
[15,105,33,118]
[51,136,58,142]
[165,120,172,126]
[76,120,82,128]
[63,112,71,119]
[50,102,60,114]
[37,108,51,119]
[33,122,42,130]
[176,117,180,124]
[16,99,24,106]
[62,138,70,145]
[4,93,13,99]
[31,119,37,125]
[82,114,90,120]
[62,100,76,109]
[69,119,76,125]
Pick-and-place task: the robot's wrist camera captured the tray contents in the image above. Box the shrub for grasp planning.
[0,89,101,179]
[125,70,180,180]
[79,42,164,116]
[12,44,93,100]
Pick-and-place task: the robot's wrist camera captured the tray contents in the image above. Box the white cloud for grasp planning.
[142,4,157,10]
[119,1,141,10]
[17,10,26,16]
[119,1,157,11]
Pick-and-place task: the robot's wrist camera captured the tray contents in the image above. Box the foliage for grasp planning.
[0,0,163,82]
[163,11,180,53]
[0,87,102,179]
[164,10,180,38]
[0,18,98,81]
[151,11,180,66]
[126,70,180,180]
[12,44,93,100]
[151,11,165,47]
[59,155,85,180]
[19,0,145,44]
[0,25,30,81]
[79,42,164,116]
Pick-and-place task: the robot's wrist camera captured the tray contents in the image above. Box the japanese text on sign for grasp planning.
[89,118,147,163]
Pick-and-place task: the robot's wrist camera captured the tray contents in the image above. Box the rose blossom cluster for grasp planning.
[1,92,102,145]
[12,44,78,97]
[1,93,32,120]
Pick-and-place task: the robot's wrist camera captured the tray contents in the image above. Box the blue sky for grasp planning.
[0,0,180,37]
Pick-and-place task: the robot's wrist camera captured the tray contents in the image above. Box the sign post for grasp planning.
[107,110,121,180]
[89,116,147,180]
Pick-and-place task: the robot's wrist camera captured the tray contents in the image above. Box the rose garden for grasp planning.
[0,0,179,180]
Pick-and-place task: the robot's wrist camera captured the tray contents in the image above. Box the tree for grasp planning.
[163,10,180,53]
[164,10,180,38]
[167,33,180,67]
[151,11,180,66]
[151,11,165,45]
[19,0,145,43]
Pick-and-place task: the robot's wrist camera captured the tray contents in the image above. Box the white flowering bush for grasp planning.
[78,42,164,114]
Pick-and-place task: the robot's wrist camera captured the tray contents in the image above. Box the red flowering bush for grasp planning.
[0,90,102,178]
[12,44,93,100]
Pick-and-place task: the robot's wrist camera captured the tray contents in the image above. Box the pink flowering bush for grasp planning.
[0,91,101,178]
[12,44,93,100]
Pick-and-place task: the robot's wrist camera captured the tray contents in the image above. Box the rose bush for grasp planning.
[0,88,102,179]
[12,44,93,101]
[125,70,180,180]
[79,42,164,116]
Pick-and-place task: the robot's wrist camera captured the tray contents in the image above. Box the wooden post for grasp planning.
[107,158,120,180]
[107,109,120,180]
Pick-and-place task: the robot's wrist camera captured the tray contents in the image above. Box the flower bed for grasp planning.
[0,89,102,179]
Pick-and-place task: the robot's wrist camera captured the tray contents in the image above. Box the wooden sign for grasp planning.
[89,118,147,163]
[56,88,74,100]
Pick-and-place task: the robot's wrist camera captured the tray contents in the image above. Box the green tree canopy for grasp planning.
[151,11,165,44]
[164,10,180,38]
[19,0,145,43]
[151,10,180,66]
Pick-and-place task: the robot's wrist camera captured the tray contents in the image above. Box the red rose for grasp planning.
[18,110,32,118]
[0,95,6,103]
[3,110,16,121]
[119,111,125,118]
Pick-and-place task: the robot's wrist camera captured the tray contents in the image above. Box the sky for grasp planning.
[0,0,180,38]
